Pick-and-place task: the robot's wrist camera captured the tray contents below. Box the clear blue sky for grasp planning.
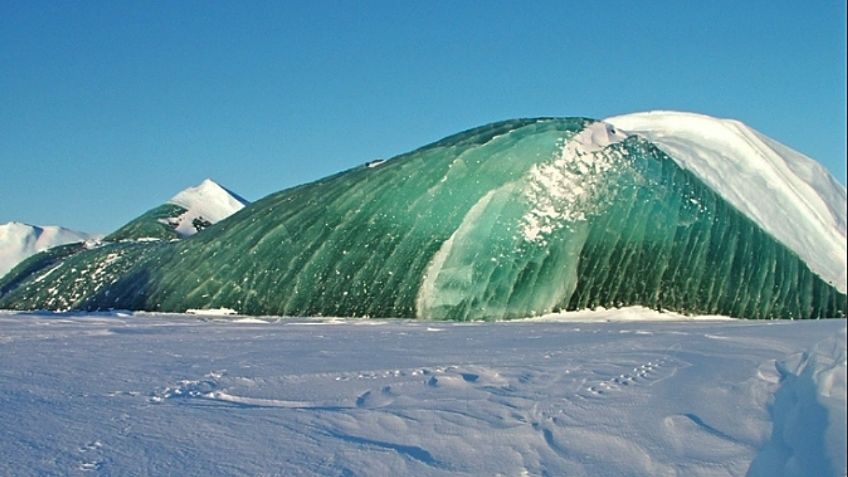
[1,1,846,233]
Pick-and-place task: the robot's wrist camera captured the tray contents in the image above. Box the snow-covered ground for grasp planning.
[0,311,844,476]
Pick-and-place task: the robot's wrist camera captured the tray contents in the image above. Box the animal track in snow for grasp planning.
[583,356,683,397]
[149,370,227,403]
[77,440,105,472]
[356,386,397,408]
[148,364,512,411]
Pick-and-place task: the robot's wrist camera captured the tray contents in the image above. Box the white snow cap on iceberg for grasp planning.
[0,222,98,277]
[604,111,847,293]
[168,179,249,237]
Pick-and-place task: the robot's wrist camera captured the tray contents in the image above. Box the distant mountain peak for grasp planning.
[167,179,249,237]
[0,222,97,277]
[104,179,251,242]
[170,178,248,207]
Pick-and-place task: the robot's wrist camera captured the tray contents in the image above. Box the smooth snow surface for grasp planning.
[168,179,249,236]
[0,311,844,476]
[0,222,96,277]
[605,111,848,293]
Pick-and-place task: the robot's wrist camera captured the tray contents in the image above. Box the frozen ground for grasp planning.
[0,311,844,477]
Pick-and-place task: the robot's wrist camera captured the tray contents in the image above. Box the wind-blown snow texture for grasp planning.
[0,222,96,278]
[0,116,845,320]
[0,311,844,476]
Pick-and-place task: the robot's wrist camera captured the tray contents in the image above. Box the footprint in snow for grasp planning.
[355,386,396,408]
[583,358,680,397]
[77,440,106,472]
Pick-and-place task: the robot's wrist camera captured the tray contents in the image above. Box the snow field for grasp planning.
[0,311,844,476]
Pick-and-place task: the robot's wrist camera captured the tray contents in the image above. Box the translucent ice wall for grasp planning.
[1,118,845,319]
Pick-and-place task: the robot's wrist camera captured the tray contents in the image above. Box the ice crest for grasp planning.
[606,111,847,293]
[522,122,629,242]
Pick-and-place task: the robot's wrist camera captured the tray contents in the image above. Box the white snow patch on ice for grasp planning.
[0,222,99,278]
[521,122,629,242]
[167,179,249,237]
[605,111,848,293]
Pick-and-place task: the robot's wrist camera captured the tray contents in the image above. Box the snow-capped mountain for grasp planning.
[106,179,249,242]
[168,178,250,237]
[0,222,97,277]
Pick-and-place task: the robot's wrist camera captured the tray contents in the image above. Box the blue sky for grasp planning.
[1,1,846,233]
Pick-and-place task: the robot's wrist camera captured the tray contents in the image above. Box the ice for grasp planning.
[606,111,847,293]
[522,122,629,240]
[1,117,845,320]
[185,307,239,316]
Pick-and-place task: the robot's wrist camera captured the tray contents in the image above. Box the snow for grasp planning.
[522,122,628,242]
[747,326,847,477]
[524,305,736,322]
[185,307,239,316]
[605,111,848,293]
[0,310,844,476]
[0,222,98,278]
[167,179,249,237]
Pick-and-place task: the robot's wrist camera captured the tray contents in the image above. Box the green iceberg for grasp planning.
[1,117,845,320]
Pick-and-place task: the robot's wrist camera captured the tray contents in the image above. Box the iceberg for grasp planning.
[0,115,845,320]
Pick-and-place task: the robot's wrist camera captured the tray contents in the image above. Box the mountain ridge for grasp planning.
[0,222,98,278]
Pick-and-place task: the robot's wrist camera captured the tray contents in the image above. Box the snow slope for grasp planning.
[167,179,249,237]
[605,111,848,293]
[0,222,96,277]
[0,311,844,476]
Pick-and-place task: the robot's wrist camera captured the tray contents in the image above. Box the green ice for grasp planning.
[1,118,845,320]
[105,203,187,241]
